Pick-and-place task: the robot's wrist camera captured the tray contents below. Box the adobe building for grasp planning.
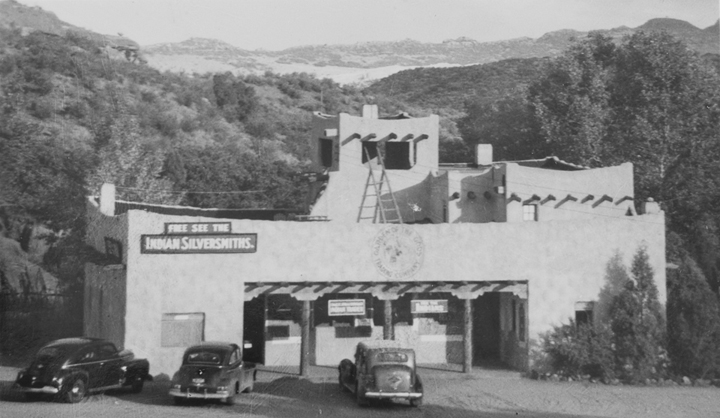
[84,105,665,376]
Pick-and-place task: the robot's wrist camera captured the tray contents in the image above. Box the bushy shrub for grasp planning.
[542,321,615,380]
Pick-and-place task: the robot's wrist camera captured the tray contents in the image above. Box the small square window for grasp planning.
[523,204,537,221]
[575,302,595,326]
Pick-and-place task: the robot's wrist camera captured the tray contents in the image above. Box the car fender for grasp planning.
[58,370,90,389]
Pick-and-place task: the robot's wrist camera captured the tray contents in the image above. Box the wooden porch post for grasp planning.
[383,299,393,340]
[463,298,473,373]
[300,300,311,377]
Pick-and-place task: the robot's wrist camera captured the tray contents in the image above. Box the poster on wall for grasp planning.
[328,299,366,316]
[411,299,448,314]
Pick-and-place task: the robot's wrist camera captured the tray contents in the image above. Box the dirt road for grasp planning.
[1,366,718,418]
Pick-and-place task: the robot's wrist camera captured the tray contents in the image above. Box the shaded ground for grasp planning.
[0,364,718,418]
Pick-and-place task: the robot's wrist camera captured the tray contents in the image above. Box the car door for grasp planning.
[72,346,103,389]
[227,345,242,384]
[96,343,123,387]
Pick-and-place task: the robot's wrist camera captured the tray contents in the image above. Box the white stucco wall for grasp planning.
[87,207,665,375]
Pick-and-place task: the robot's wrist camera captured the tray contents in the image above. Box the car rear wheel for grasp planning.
[224,382,238,405]
[62,377,86,403]
[130,376,144,393]
[24,393,43,402]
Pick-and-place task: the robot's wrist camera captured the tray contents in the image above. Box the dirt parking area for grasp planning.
[1,365,718,418]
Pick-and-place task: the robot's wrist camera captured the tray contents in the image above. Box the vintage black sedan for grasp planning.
[13,337,151,403]
[169,341,256,405]
[339,341,424,407]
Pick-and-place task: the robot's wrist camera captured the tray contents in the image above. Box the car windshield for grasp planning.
[185,350,224,365]
[374,351,408,363]
[35,346,72,362]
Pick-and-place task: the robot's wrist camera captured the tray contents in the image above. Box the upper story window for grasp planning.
[384,142,412,170]
[361,142,414,170]
[319,138,333,168]
[523,204,538,221]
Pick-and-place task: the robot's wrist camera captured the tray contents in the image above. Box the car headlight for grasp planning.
[172,384,181,389]
[16,371,24,380]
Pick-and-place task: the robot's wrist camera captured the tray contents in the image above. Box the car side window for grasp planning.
[98,344,117,360]
[75,348,95,364]
[229,348,240,365]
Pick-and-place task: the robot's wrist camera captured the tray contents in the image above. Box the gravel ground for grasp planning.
[1,365,719,418]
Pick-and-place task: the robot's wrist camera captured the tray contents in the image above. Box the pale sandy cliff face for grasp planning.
[0,235,58,294]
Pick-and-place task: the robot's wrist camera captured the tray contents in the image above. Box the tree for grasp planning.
[527,34,616,166]
[667,253,720,378]
[609,246,666,382]
[87,108,181,205]
[458,95,547,161]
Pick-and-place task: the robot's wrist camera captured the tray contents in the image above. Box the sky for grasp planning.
[17,0,720,50]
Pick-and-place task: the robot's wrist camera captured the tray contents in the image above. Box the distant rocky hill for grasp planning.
[143,18,719,84]
[0,0,144,62]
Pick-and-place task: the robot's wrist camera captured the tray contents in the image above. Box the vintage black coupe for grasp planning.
[169,341,256,405]
[339,341,424,407]
[13,337,151,403]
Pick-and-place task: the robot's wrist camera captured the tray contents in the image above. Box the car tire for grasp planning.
[242,379,253,393]
[410,397,423,407]
[224,382,238,405]
[130,376,144,393]
[174,396,186,406]
[355,383,368,407]
[338,375,348,392]
[62,377,87,403]
[24,393,43,402]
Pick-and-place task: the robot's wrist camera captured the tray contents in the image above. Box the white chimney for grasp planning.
[100,183,116,216]
[362,104,378,119]
[475,144,493,165]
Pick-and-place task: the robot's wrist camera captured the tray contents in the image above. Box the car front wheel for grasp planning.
[62,377,86,403]
[355,383,368,407]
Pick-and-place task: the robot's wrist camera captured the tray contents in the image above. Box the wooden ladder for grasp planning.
[357,146,403,223]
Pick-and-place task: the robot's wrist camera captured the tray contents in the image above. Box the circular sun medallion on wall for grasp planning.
[371,225,425,279]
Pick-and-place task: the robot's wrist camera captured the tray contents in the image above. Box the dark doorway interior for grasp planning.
[243,296,265,364]
[472,293,501,365]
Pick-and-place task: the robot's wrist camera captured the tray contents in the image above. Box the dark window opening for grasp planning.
[384,142,412,170]
[575,302,595,326]
[267,295,301,322]
[518,302,526,342]
[362,142,378,164]
[319,138,333,168]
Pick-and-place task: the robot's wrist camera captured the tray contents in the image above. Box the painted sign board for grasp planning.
[411,299,448,314]
[165,222,232,235]
[328,299,366,316]
[141,233,257,254]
